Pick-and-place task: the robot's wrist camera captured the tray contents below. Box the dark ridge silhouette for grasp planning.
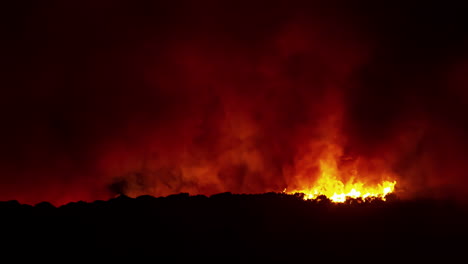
[1,193,467,260]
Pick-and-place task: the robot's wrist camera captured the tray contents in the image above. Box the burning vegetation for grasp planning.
[286,166,396,203]
[285,141,397,203]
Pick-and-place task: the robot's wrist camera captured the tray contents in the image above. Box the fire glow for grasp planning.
[287,173,396,203]
[285,144,397,203]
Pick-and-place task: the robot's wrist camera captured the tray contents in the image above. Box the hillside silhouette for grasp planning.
[1,193,467,260]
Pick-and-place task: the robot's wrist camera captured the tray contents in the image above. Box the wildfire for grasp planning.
[287,175,396,203]
[286,144,397,203]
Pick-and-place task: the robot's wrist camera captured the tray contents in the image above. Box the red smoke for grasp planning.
[1,0,468,205]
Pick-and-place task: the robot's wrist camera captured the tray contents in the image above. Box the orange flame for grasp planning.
[286,142,397,203]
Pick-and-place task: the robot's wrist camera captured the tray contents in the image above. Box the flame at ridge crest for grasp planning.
[286,143,397,203]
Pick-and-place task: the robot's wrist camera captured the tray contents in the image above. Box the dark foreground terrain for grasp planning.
[1,193,467,260]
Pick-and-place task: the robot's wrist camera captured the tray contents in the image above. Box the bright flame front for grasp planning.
[286,150,397,203]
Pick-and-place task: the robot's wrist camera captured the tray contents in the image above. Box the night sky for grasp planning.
[2,0,468,205]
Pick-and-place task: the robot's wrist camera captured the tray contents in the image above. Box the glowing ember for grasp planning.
[286,147,397,203]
